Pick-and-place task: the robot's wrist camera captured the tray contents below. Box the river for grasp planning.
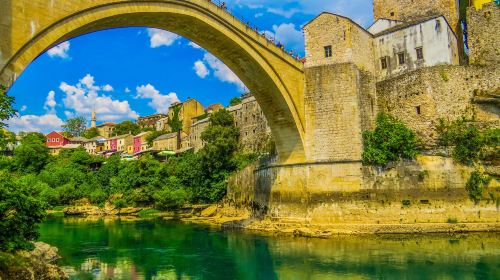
[39,216,500,279]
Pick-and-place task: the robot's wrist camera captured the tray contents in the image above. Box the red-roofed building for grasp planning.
[45,131,70,148]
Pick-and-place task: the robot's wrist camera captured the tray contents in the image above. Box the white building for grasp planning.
[369,15,459,80]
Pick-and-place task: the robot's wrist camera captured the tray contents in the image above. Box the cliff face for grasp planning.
[227,155,500,227]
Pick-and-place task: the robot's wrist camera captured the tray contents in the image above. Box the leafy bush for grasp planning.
[0,172,47,252]
[438,119,499,165]
[362,113,419,166]
[465,171,491,203]
[154,177,189,210]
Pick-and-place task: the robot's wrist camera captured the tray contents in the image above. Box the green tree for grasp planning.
[0,171,47,252]
[198,109,240,202]
[62,116,87,137]
[362,113,419,166]
[437,118,484,165]
[465,171,491,203]
[82,127,100,139]
[0,129,16,151]
[13,133,49,173]
[167,105,183,133]
[0,85,17,129]
[113,120,141,136]
[229,97,242,106]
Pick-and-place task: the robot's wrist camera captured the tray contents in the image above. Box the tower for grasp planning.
[91,107,96,128]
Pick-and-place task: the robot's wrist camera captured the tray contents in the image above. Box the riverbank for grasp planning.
[50,203,500,238]
[0,242,67,280]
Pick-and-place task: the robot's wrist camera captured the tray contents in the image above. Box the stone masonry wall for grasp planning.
[467,3,500,65]
[227,156,500,224]
[373,0,460,37]
[376,64,500,149]
[304,63,368,162]
[304,13,375,73]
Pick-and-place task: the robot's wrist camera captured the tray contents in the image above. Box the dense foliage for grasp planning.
[362,113,419,166]
[0,110,250,210]
[465,171,491,203]
[0,85,16,129]
[0,171,47,252]
[229,97,242,106]
[167,105,183,133]
[62,116,87,137]
[437,118,499,165]
[113,121,141,136]
[82,127,100,139]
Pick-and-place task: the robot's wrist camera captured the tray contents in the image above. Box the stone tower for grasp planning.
[91,107,96,128]
[373,0,461,43]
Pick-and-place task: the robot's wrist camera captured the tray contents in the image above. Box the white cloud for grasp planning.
[20,105,27,112]
[193,61,210,78]
[265,23,304,52]
[226,0,372,26]
[202,53,245,91]
[254,13,264,18]
[47,41,70,59]
[43,90,57,113]
[7,114,65,134]
[266,8,300,18]
[188,42,203,49]
[102,84,114,92]
[60,74,139,122]
[125,87,131,93]
[135,84,180,114]
[147,28,181,48]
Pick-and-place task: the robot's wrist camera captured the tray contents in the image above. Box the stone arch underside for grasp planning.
[0,0,306,163]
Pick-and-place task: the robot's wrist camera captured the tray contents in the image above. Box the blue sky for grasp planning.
[6,0,373,133]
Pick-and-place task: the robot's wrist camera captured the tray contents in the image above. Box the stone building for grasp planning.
[82,136,106,155]
[188,117,210,152]
[304,13,459,81]
[227,94,272,153]
[467,2,500,65]
[96,122,116,138]
[152,132,187,151]
[370,15,460,80]
[373,0,461,45]
[137,113,167,130]
[166,98,205,134]
[105,134,133,153]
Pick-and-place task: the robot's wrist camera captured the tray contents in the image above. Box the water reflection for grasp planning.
[39,217,500,279]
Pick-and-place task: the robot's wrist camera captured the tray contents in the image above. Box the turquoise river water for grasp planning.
[39,216,500,279]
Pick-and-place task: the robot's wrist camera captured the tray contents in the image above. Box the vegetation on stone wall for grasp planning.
[465,171,492,203]
[362,113,419,166]
[437,118,499,165]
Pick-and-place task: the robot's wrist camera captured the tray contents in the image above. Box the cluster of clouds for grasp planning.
[8,74,180,133]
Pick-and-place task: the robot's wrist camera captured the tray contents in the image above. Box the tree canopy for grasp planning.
[113,121,141,136]
[62,116,87,137]
[229,97,242,106]
[0,85,16,130]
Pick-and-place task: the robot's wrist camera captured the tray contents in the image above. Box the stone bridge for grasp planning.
[0,0,306,164]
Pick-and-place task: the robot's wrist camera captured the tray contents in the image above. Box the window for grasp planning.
[380,57,388,69]
[324,45,332,58]
[416,47,424,60]
[397,52,405,65]
[390,12,394,16]
[416,106,421,115]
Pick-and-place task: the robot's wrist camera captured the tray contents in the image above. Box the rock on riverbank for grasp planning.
[0,242,67,280]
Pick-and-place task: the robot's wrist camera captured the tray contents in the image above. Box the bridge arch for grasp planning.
[0,0,306,163]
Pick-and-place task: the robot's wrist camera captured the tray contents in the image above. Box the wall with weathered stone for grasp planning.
[304,13,375,73]
[467,3,500,65]
[227,156,500,224]
[376,64,500,149]
[373,0,461,38]
[373,16,459,81]
[304,63,370,162]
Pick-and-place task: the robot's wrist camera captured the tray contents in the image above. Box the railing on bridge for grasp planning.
[192,0,305,64]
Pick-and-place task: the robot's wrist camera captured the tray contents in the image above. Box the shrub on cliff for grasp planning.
[362,113,418,166]
[465,171,491,203]
[437,118,498,165]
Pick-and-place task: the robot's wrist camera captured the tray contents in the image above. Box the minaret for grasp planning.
[91,107,96,128]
